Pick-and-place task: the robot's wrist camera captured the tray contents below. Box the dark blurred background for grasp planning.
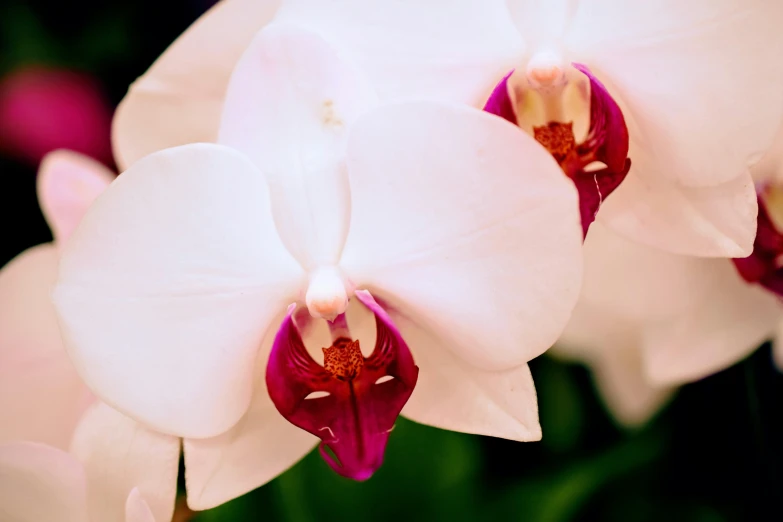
[1,1,781,520]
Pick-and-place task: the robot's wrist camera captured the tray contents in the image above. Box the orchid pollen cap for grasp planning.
[305,267,348,320]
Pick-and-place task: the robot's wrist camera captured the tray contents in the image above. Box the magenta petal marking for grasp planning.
[732,196,783,297]
[572,161,631,237]
[567,63,631,236]
[571,63,629,174]
[482,70,518,125]
[266,294,419,481]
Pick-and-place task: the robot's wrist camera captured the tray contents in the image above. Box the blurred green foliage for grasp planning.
[0,2,132,74]
[192,357,665,522]
[186,350,782,521]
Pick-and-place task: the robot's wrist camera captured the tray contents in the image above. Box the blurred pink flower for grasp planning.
[0,151,113,449]
[0,151,179,522]
[0,67,113,167]
[54,25,583,507]
[0,408,178,522]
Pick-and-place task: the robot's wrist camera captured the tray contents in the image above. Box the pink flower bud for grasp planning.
[0,67,112,167]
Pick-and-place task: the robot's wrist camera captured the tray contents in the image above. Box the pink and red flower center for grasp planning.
[483,63,631,237]
[266,292,419,481]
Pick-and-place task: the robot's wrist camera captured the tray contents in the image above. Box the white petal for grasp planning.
[273,0,523,104]
[219,24,376,270]
[565,0,783,187]
[340,101,583,370]
[0,442,88,522]
[560,223,779,387]
[642,264,779,385]
[112,0,282,169]
[184,319,316,510]
[556,306,674,427]
[507,0,573,50]
[0,244,90,450]
[395,317,541,441]
[124,488,155,522]
[70,403,180,522]
[598,167,757,257]
[576,223,734,323]
[750,121,783,184]
[54,143,304,437]
[184,406,315,511]
[37,150,114,247]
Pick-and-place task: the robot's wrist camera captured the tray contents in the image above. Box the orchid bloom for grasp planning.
[553,221,779,427]
[269,0,783,257]
[552,132,783,427]
[0,152,179,522]
[54,25,583,507]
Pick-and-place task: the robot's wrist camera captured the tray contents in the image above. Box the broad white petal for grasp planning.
[598,167,757,257]
[642,263,779,385]
[341,102,583,370]
[70,403,180,522]
[112,0,282,169]
[562,223,778,386]
[588,352,674,428]
[750,121,783,184]
[575,223,733,323]
[219,24,376,270]
[274,0,523,104]
[54,143,304,437]
[0,442,88,522]
[507,0,573,50]
[395,317,541,441]
[0,244,90,450]
[565,0,783,187]
[184,315,316,510]
[556,306,674,427]
[37,150,114,247]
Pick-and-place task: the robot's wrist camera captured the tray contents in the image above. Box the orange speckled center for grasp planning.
[323,338,364,381]
[533,121,577,164]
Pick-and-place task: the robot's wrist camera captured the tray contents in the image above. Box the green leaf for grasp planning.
[193,418,482,522]
[487,427,666,522]
[0,3,62,72]
[536,357,584,453]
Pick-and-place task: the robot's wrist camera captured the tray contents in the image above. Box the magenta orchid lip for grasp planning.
[267,291,418,480]
[484,63,630,237]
